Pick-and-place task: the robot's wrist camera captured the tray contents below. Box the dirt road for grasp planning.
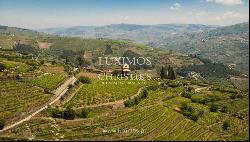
[0,76,77,133]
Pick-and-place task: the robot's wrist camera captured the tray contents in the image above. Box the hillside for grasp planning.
[163,22,249,75]
[40,22,249,75]
[0,25,248,141]
[40,24,217,44]
[0,25,245,87]
[0,25,44,37]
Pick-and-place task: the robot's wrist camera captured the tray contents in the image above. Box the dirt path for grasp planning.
[0,76,77,133]
[76,87,144,109]
[194,87,209,92]
[0,80,144,132]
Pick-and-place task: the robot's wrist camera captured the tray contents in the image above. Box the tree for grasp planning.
[63,106,75,120]
[104,44,113,55]
[76,56,90,67]
[160,66,167,79]
[0,117,5,130]
[0,63,5,72]
[167,65,176,80]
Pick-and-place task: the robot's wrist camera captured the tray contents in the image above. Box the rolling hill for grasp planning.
[40,22,249,74]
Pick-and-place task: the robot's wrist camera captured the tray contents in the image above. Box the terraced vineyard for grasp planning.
[31,74,66,91]
[65,79,152,107]
[137,84,249,141]
[0,80,51,119]
[0,60,31,73]
[1,105,217,141]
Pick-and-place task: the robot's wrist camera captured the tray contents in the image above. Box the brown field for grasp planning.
[40,65,67,75]
[76,71,99,79]
[38,42,52,49]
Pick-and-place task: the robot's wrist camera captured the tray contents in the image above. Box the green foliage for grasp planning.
[160,66,167,79]
[210,103,219,112]
[181,91,192,99]
[0,63,5,71]
[177,60,240,79]
[49,107,63,118]
[0,116,5,130]
[78,76,91,84]
[13,43,39,56]
[104,44,113,55]
[222,121,230,130]
[78,108,91,118]
[67,79,149,107]
[0,81,51,119]
[76,56,91,67]
[49,107,76,120]
[63,106,75,120]
[31,74,65,91]
[180,102,203,122]
[167,65,176,80]
[124,90,149,107]
[124,85,160,107]
[220,105,228,113]
[160,66,176,80]
[191,94,221,105]
[124,99,135,107]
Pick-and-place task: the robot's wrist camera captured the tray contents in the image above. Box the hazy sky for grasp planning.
[0,0,249,29]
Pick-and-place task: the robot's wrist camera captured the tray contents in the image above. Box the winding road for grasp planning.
[0,76,77,133]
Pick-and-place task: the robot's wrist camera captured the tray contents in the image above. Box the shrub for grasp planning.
[104,44,113,55]
[181,91,192,99]
[40,60,44,65]
[79,108,90,118]
[180,103,202,122]
[190,113,199,122]
[124,99,135,107]
[124,90,149,107]
[78,76,91,84]
[68,84,73,89]
[0,63,5,72]
[49,107,63,118]
[209,95,220,102]
[222,121,230,130]
[0,117,5,130]
[15,75,21,80]
[210,103,219,112]
[232,112,244,119]
[220,105,228,113]
[63,107,75,120]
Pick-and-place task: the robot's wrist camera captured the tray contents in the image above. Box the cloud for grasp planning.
[170,3,182,10]
[205,0,243,5]
[216,11,243,20]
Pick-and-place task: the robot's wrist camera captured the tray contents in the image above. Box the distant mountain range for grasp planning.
[40,24,218,44]
[0,22,249,74]
[40,22,249,74]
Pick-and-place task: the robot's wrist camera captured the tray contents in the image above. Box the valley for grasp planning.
[0,22,249,141]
